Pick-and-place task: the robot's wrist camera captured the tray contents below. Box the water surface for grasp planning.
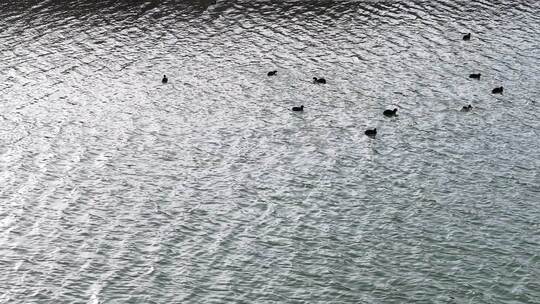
[0,0,539,303]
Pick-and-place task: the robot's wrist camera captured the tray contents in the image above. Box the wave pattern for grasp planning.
[0,1,539,303]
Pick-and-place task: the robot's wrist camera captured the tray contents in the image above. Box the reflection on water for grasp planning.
[0,1,539,303]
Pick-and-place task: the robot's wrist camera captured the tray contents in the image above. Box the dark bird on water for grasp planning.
[267,70,277,76]
[162,75,168,83]
[313,77,326,84]
[461,104,473,112]
[292,105,304,112]
[492,86,504,94]
[365,128,377,137]
[463,33,471,41]
[469,73,481,79]
[383,108,398,117]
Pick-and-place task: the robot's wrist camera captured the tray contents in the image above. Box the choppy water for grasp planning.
[1,0,539,303]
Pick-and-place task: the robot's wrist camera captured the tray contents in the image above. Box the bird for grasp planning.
[292,105,304,112]
[463,33,471,41]
[313,77,326,84]
[365,128,377,137]
[383,108,398,117]
[460,104,473,112]
[267,70,277,76]
[162,75,168,83]
[492,86,504,94]
[469,73,481,79]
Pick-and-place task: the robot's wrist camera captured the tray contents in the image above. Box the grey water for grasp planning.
[0,0,539,303]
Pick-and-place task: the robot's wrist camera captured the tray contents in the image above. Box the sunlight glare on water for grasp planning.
[0,0,539,303]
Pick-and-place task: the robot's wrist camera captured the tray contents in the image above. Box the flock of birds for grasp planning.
[159,33,505,139]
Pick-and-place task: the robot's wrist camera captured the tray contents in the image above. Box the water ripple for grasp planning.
[1,0,539,303]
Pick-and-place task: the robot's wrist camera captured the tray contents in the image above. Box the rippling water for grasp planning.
[1,0,539,303]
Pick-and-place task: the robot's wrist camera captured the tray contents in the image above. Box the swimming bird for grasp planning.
[267,70,277,76]
[383,108,398,117]
[463,33,471,41]
[162,75,168,83]
[313,77,326,84]
[365,128,377,137]
[492,86,504,94]
[292,105,304,112]
[460,104,473,112]
[469,73,481,79]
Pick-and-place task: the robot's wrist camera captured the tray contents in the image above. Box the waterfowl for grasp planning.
[383,108,398,117]
[492,86,504,94]
[463,33,471,41]
[469,73,481,79]
[162,75,168,83]
[365,128,377,137]
[313,77,326,84]
[267,70,277,76]
[460,104,473,112]
[292,105,304,112]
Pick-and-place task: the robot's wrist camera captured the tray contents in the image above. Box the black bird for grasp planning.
[383,108,398,117]
[162,75,168,83]
[267,70,277,76]
[492,86,504,94]
[313,77,326,84]
[460,104,473,112]
[469,73,481,79]
[292,105,304,112]
[365,128,377,137]
[463,33,471,41]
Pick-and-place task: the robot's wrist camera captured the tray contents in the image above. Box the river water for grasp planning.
[0,0,539,303]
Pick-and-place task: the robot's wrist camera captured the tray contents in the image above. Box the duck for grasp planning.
[313,77,326,84]
[492,86,504,94]
[463,33,471,41]
[292,105,304,112]
[460,104,473,112]
[364,128,377,137]
[162,75,168,83]
[267,70,277,76]
[383,108,398,117]
[469,73,481,79]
